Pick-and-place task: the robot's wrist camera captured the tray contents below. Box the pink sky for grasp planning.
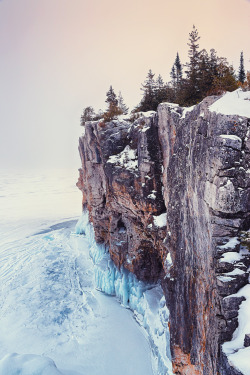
[0,0,250,168]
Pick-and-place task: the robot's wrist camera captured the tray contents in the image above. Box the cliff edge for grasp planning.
[77,89,250,375]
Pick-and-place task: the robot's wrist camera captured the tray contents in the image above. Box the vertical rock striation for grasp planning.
[77,95,250,374]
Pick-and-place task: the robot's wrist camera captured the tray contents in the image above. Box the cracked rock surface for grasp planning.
[77,95,250,375]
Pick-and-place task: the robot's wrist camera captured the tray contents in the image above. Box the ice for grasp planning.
[77,211,173,375]
[153,213,167,228]
[107,145,138,170]
[209,89,250,117]
[0,169,155,375]
[0,353,62,375]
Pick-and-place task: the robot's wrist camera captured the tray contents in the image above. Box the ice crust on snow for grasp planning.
[0,353,62,375]
[107,145,138,170]
[75,212,173,375]
[209,89,250,117]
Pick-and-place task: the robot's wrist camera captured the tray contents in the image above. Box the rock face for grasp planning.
[77,97,250,375]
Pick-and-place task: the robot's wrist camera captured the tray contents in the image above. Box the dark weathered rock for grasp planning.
[221,296,246,320]
[244,334,250,347]
[77,114,166,282]
[77,97,250,374]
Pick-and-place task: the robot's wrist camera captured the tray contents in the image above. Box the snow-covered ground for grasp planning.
[0,169,154,375]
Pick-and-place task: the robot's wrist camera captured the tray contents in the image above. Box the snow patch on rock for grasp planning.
[153,213,167,228]
[107,145,138,170]
[209,89,250,117]
[223,285,250,375]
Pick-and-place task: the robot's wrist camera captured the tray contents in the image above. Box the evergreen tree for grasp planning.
[209,49,218,77]
[212,58,238,94]
[155,74,168,104]
[238,51,246,84]
[118,91,129,114]
[170,65,176,86]
[174,52,182,85]
[80,106,95,125]
[180,26,202,105]
[139,69,157,111]
[105,85,118,106]
[186,26,201,78]
[104,85,122,122]
[198,49,213,97]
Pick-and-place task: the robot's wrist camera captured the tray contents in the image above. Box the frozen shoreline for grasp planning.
[0,169,155,375]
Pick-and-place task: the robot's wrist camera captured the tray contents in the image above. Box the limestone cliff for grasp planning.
[77,94,250,375]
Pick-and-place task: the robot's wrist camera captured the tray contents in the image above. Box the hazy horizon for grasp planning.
[0,0,249,169]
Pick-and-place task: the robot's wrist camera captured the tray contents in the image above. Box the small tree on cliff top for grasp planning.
[238,51,246,84]
[103,85,123,122]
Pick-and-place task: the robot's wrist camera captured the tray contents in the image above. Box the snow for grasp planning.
[219,134,242,142]
[223,285,250,375]
[209,89,250,117]
[225,268,245,276]
[148,192,156,199]
[219,237,240,250]
[217,275,234,282]
[153,213,167,228]
[0,353,62,375]
[137,111,156,118]
[107,145,138,170]
[219,252,243,264]
[0,169,155,375]
[181,105,195,119]
[141,126,151,133]
[76,212,173,375]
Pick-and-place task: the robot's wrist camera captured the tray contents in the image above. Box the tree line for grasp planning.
[81,26,249,125]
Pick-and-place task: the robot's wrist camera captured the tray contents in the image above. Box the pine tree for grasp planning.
[155,74,168,104]
[118,91,129,114]
[104,85,122,122]
[139,69,157,111]
[180,25,202,105]
[212,58,238,94]
[170,65,176,86]
[80,106,95,125]
[238,51,246,84]
[105,85,118,107]
[174,52,182,85]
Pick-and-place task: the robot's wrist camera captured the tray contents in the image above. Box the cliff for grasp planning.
[77,90,250,375]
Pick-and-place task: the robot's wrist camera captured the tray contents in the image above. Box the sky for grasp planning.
[0,0,249,169]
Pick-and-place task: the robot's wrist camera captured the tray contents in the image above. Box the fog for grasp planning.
[0,0,249,169]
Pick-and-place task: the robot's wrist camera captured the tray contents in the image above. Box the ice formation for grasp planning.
[75,212,173,375]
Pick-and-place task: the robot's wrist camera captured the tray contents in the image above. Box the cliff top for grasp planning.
[209,89,250,118]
